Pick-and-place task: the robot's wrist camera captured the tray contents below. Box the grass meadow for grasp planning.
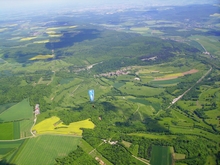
[0,99,33,122]
[0,122,20,140]
[128,133,177,140]
[0,103,16,114]
[12,135,81,165]
[119,82,164,97]
[0,122,13,140]
[20,119,33,138]
[0,140,24,160]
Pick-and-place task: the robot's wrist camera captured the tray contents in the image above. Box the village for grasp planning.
[96,67,131,77]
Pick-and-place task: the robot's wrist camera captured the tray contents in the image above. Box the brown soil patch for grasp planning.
[154,69,199,81]
[182,69,199,75]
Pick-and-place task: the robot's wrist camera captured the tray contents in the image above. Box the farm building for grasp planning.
[35,104,40,115]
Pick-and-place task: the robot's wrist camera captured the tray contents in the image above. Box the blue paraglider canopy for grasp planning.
[88,89,94,102]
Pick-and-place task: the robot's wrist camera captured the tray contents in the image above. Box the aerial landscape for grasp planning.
[0,0,219,165]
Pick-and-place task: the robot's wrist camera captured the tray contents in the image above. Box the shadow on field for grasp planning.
[116,113,169,133]
[45,29,100,49]
[0,159,15,165]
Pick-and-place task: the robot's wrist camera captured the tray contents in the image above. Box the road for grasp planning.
[132,155,150,165]
[167,66,212,109]
[30,115,37,137]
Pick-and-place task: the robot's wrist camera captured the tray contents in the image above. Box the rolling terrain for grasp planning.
[0,3,219,165]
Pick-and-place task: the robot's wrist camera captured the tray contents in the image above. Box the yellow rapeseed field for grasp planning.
[33,116,95,136]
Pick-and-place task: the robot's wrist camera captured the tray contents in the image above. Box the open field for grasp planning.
[119,82,164,96]
[174,153,186,160]
[0,140,24,160]
[169,127,219,142]
[0,121,20,140]
[20,120,33,138]
[20,37,36,41]
[0,99,33,122]
[128,98,161,112]
[29,54,54,60]
[0,122,13,140]
[33,40,50,44]
[189,35,220,57]
[128,133,177,140]
[154,69,198,80]
[0,103,16,114]
[13,121,20,139]
[150,78,181,86]
[150,145,172,165]
[33,116,95,135]
[122,140,132,148]
[12,135,81,165]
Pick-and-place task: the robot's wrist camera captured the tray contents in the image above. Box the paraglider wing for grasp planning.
[88,89,94,102]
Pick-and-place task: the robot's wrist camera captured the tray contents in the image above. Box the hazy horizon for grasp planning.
[0,0,219,12]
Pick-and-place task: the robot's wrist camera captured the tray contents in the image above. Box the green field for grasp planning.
[150,145,172,165]
[0,122,13,140]
[189,35,220,57]
[13,121,20,139]
[0,140,25,160]
[20,120,33,138]
[12,135,81,165]
[150,78,181,86]
[0,99,33,122]
[119,82,164,97]
[59,78,74,85]
[128,98,161,112]
[0,121,20,140]
[128,133,177,140]
[0,103,16,114]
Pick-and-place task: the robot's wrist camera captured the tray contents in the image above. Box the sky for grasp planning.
[0,0,218,13]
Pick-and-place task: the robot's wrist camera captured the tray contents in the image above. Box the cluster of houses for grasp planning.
[34,104,40,116]
[97,69,130,77]
[102,139,118,145]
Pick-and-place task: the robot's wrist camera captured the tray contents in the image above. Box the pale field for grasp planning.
[20,37,36,41]
[46,28,60,31]
[174,153,186,160]
[33,116,95,135]
[49,34,62,37]
[69,26,77,28]
[46,31,56,34]
[7,37,22,40]
[29,54,54,60]
[33,40,50,44]
[154,69,198,80]
[0,28,8,32]
[130,27,150,31]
